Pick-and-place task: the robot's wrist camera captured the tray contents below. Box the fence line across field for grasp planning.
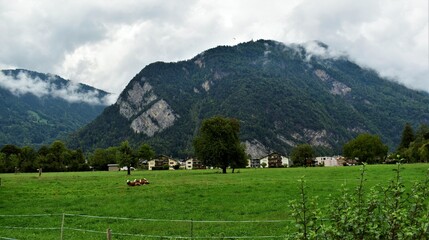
[64,213,294,223]
[0,213,297,239]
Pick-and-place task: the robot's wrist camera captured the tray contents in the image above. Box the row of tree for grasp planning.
[0,141,87,173]
[289,123,429,166]
[396,123,429,162]
[1,117,428,174]
[0,140,155,174]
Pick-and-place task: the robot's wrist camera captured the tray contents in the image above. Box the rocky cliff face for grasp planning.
[117,79,179,136]
[70,39,429,158]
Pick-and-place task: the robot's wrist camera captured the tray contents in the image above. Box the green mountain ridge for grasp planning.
[0,69,110,147]
[69,40,429,158]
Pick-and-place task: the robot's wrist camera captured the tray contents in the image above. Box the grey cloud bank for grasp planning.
[0,71,116,105]
[0,0,427,96]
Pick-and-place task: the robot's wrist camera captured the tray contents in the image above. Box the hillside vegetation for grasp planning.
[0,69,109,147]
[69,40,429,158]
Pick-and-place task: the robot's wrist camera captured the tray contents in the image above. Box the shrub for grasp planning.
[290,163,429,239]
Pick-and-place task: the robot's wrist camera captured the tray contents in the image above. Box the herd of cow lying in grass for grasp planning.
[126,178,150,186]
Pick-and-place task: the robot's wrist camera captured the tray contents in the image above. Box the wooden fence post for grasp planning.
[60,213,65,240]
[107,228,112,240]
[190,219,193,239]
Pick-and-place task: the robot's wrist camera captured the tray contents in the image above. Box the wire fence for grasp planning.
[0,213,296,239]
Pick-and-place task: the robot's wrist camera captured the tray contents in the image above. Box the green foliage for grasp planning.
[119,140,135,175]
[136,143,155,162]
[0,69,107,148]
[291,144,315,167]
[398,123,429,163]
[398,123,415,150]
[193,116,246,173]
[343,133,388,164]
[290,177,323,239]
[0,141,88,173]
[290,163,429,239]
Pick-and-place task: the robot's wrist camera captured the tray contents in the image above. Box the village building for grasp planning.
[315,156,340,167]
[259,152,291,168]
[148,155,179,170]
[107,164,119,171]
[248,159,261,168]
[185,158,206,170]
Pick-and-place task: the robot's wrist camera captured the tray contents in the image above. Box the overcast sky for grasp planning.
[0,0,428,99]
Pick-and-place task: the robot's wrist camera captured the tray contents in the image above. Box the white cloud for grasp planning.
[0,0,427,95]
[0,70,115,105]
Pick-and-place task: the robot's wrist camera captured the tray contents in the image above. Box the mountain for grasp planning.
[0,69,111,147]
[69,40,429,158]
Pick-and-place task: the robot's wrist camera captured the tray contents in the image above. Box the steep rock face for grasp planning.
[70,39,429,158]
[130,99,179,136]
[117,81,157,119]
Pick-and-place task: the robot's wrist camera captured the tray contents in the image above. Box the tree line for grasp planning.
[1,117,428,173]
[0,140,155,174]
[290,123,429,166]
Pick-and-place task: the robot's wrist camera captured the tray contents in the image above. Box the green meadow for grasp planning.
[1,164,428,239]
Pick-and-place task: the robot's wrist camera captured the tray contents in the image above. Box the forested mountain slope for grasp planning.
[0,69,110,147]
[69,40,429,158]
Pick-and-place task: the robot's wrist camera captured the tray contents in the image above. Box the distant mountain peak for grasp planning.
[0,69,115,106]
[70,39,429,158]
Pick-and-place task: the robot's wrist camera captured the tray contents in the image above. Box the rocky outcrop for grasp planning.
[244,139,270,159]
[130,99,179,136]
[117,80,157,119]
[314,69,351,96]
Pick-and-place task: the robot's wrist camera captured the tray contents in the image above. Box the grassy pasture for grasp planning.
[1,164,428,239]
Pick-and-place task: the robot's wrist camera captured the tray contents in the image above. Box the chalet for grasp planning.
[259,153,291,168]
[248,159,261,168]
[148,155,178,170]
[185,158,206,170]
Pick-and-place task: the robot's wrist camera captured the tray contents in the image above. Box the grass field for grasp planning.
[1,164,428,239]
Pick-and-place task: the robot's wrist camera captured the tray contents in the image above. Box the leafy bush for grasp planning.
[290,163,429,239]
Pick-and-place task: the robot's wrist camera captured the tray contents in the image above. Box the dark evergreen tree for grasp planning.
[398,123,415,150]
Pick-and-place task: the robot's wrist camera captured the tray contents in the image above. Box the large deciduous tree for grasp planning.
[290,144,315,167]
[137,143,155,162]
[343,133,388,164]
[193,116,246,173]
[119,140,135,175]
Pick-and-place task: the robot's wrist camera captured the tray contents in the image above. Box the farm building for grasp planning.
[107,164,119,171]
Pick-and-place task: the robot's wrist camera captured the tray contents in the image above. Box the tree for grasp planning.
[343,133,388,164]
[136,143,155,164]
[398,123,414,150]
[119,140,135,175]
[193,116,246,173]
[20,146,37,172]
[291,144,315,167]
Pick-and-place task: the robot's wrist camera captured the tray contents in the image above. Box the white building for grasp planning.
[315,156,340,167]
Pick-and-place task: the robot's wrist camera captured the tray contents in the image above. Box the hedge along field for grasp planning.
[0,164,428,239]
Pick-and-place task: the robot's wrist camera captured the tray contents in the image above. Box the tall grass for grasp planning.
[1,164,428,239]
